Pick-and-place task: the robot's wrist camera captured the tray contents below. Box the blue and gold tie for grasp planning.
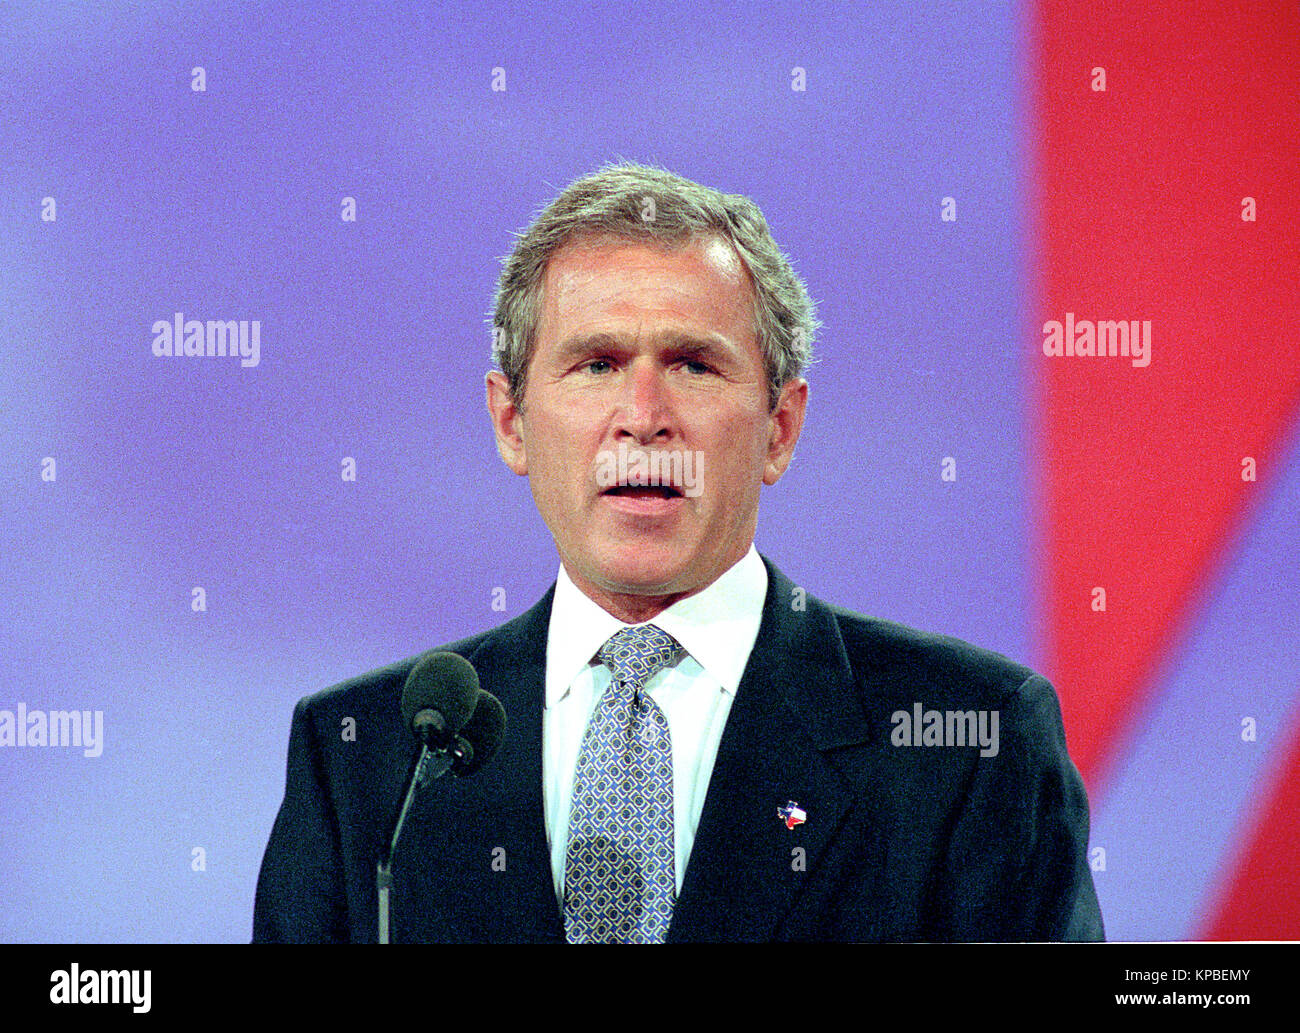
[563,624,684,944]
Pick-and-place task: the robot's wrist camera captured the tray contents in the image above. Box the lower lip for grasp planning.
[599,492,687,518]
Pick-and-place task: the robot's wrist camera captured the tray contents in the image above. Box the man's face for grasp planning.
[486,233,806,612]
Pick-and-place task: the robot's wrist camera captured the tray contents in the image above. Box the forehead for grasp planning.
[535,233,757,346]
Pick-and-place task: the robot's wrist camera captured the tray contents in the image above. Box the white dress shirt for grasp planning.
[543,545,767,897]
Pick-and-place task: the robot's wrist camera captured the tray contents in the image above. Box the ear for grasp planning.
[485,371,528,475]
[762,377,808,485]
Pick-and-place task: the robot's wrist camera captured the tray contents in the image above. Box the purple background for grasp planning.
[2,1,1031,941]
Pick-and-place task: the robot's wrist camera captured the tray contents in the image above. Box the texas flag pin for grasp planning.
[777,801,807,829]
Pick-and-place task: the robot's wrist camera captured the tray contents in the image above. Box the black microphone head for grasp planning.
[452,691,506,775]
[400,651,481,746]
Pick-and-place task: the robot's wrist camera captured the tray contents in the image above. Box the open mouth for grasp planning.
[601,485,685,499]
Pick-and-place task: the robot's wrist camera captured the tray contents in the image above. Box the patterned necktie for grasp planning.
[563,624,684,944]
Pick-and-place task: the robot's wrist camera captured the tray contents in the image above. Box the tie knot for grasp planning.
[597,624,684,693]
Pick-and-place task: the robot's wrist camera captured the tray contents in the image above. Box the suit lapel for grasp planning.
[667,558,874,942]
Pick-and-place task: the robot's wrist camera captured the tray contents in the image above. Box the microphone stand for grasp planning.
[375,739,467,944]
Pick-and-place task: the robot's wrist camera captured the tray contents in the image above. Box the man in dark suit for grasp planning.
[253,162,1103,942]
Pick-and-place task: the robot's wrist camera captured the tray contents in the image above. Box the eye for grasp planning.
[581,358,614,375]
[682,359,714,375]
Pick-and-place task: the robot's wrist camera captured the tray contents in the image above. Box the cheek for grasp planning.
[705,424,768,479]
[524,414,588,501]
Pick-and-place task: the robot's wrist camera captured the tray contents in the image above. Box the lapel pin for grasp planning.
[777,801,807,830]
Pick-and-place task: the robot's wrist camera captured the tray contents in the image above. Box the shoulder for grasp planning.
[291,601,547,725]
[823,600,1043,711]
[759,555,1068,750]
[799,594,1076,784]
[761,547,1043,714]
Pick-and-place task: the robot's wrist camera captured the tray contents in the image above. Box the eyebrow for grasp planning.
[553,330,736,364]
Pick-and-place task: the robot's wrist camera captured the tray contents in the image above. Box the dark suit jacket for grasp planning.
[253,556,1104,942]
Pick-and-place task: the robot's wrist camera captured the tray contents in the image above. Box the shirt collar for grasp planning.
[545,545,768,707]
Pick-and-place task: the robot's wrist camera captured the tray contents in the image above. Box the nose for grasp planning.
[614,359,673,444]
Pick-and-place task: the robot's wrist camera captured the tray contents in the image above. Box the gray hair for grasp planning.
[490,162,819,410]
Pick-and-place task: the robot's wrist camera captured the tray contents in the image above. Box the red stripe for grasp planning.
[1033,0,1300,792]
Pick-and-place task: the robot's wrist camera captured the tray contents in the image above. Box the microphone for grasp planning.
[400,650,481,751]
[450,690,507,775]
[377,651,506,943]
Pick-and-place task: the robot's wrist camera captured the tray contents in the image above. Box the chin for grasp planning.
[587,544,695,596]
